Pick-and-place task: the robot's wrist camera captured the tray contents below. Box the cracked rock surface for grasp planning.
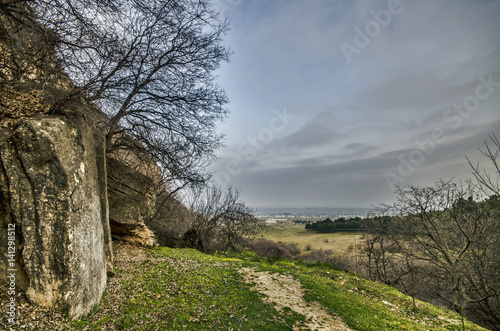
[0,116,108,318]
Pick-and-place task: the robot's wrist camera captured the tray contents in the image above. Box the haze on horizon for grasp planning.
[210,0,500,209]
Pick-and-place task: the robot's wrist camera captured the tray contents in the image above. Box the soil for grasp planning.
[239,267,353,331]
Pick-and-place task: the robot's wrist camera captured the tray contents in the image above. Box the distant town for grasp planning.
[254,207,371,224]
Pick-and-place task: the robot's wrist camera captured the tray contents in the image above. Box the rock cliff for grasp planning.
[107,156,158,247]
[0,6,161,317]
[0,115,109,318]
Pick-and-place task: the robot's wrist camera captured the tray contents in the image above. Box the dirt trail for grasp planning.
[239,267,353,331]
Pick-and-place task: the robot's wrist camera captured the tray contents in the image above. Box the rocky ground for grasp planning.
[0,288,68,331]
[0,242,146,331]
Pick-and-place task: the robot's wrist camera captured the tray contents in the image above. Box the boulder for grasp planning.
[0,115,109,318]
[107,156,158,246]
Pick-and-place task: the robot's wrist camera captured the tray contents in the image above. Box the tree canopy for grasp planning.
[2,0,231,187]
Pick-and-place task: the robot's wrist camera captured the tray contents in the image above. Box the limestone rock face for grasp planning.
[107,157,157,246]
[94,130,114,275]
[0,116,108,318]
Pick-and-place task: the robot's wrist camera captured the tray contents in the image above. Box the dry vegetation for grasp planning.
[262,224,365,256]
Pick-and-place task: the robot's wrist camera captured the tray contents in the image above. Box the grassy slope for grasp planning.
[70,247,485,331]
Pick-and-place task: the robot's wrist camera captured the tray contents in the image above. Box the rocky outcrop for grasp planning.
[107,156,158,247]
[95,130,114,275]
[0,115,109,318]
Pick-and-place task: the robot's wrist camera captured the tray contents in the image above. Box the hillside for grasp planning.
[5,243,483,331]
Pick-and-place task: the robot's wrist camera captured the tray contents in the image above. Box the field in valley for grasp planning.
[262,223,366,255]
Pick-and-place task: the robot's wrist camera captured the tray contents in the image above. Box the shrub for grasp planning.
[242,239,300,262]
[325,254,359,273]
[295,249,334,264]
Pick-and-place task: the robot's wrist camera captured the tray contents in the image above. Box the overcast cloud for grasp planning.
[211,0,500,208]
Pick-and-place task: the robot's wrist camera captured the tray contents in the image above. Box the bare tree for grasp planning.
[468,133,500,196]
[1,1,56,84]
[362,135,500,329]
[465,133,500,329]
[363,209,423,314]
[2,0,231,188]
[217,202,263,251]
[186,185,263,253]
[1,0,72,122]
[389,180,499,330]
[363,215,398,284]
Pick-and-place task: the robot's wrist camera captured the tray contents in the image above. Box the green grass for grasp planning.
[70,247,485,331]
[70,248,305,330]
[229,253,484,331]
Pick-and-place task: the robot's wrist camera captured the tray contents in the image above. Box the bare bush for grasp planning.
[244,239,288,262]
[185,185,263,253]
[146,192,191,247]
[241,239,301,262]
[325,254,359,273]
[363,176,500,330]
[295,249,333,264]
[285,242,301,256]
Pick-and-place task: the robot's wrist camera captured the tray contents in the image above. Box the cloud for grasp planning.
[212,0,500,208]
[225,118,500,207]
[274,112,341,149]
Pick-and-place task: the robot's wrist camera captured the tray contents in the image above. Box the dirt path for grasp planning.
[239,268,353,331]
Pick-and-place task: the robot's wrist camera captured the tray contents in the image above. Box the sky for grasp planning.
[210,0,500,209]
